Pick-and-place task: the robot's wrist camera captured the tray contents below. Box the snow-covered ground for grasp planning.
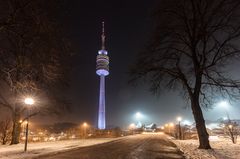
[0,138,120,159]
[172,136,240,159]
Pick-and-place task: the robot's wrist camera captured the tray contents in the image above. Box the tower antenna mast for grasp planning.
[101,21,105,50]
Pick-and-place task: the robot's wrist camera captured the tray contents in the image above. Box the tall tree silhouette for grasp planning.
[131,0,240,149]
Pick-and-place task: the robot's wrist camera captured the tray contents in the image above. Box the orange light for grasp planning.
[83,122,88,127]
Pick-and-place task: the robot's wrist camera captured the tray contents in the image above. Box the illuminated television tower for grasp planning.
[96,22,109,129]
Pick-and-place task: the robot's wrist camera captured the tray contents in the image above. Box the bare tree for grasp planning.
[0,118,12,145]
[0,0,71,144]
[221,119,239,144]
[131,0,240,149]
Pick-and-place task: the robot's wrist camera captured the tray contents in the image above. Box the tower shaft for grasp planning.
[98,75,106,129]
[96,22,109,130]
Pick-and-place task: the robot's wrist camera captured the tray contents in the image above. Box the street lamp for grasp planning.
[135,112,142,119]
[83,122,88,139]
[223,117,228,120]
[218,101,229,108]
[177,117,182,122]
[24,97,34,152]
[177,116,182,140]
[129,123,136,135]
[25,98,34,105]
[218,100,230,119]
[135,112,142,128]
[129,123,135,129]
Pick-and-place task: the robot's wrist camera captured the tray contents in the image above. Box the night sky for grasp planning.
[34,0,240,128]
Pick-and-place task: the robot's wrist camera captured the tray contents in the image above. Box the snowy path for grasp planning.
[0,138,119,159]
[43,133,184,159]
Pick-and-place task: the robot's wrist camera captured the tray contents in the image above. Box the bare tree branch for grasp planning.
[130,0,240,149]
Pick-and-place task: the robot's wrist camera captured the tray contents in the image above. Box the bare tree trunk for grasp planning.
[2,138,7,145]
[10,111,21,145]
[229,128,237,144]
[0,118,11,145]
[191,98,211,149]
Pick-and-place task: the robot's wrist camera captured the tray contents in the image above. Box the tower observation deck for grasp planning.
[96,22,109,129]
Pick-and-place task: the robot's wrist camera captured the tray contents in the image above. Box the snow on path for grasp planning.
[0,138,120,159]
[172,137,240,159]
[42,133,185,159]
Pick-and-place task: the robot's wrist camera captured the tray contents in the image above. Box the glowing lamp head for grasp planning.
[129,123,136,129]
[218,101,229,108]
[83,122,88,127]
[223,117,228,120]
[177,117,182,122]
[135,112,142,119]
[24,98,34,105]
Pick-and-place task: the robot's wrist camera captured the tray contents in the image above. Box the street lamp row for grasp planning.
[163,116,183,139]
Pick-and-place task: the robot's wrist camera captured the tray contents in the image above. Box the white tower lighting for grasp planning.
[96,22,109,129]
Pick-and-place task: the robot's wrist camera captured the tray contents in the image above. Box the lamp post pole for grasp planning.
[24,97,34,152]
[177,117,182,140]
[129,123,135,135]
[83,122,88,139]
[84,126,86,139]
[178,120,182,140]
[24,111,29,152]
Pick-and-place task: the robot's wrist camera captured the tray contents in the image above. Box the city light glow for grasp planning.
[182,120,191,125]
[223,117,228,120]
